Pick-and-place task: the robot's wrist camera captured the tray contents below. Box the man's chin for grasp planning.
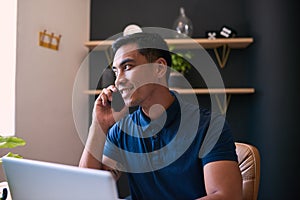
[124,98,139,108]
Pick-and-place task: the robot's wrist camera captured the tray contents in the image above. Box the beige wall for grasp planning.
[1,0,90,180]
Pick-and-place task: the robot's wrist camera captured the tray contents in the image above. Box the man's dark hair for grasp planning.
[112,32,172,79]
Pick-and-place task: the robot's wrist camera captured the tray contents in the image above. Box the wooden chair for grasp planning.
[235,142,261,200]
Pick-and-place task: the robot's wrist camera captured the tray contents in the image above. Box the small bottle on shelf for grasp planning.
[173,7,193,38]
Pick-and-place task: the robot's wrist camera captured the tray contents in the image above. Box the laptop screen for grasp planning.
[2,157,120,200]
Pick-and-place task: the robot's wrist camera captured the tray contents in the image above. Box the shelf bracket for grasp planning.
[213,44,231,68]
[214,94,232,114]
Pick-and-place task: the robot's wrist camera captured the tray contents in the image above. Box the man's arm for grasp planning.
[79,85,126,179]
[79,122,105,169]
[198,160,242,200]
[79,121,121,180]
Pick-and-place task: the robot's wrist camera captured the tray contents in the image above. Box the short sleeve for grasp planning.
[199,114,237,166]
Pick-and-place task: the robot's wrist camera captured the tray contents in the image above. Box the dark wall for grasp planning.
[245,0,300,199]
[91,0,251,39]
[90,0,300,199]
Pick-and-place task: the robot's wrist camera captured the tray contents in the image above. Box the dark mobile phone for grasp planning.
[110,90,125,112]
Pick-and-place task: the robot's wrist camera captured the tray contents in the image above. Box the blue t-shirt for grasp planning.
[104,92,237,200]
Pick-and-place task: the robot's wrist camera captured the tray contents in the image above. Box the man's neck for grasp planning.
[141,88,175,120]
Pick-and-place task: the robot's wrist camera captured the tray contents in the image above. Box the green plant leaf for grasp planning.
[170,50,193,74]
[0,136,26,149]
[0,152,23,163]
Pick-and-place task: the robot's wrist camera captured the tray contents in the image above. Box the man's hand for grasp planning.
[93,85,127,133]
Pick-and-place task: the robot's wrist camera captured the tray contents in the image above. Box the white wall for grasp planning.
[1,0,90,181]
[0,0,17,136]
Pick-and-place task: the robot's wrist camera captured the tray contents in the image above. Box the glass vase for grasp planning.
[173,7,193,38]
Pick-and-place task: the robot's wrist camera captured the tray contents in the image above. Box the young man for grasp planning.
[79,32,242,200]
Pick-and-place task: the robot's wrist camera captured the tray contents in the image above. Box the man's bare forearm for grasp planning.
[79,122,107,169]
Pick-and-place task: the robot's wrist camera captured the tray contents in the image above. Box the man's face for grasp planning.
[112,43,160,107]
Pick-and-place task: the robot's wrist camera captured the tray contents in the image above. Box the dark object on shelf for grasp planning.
[219,26,237,38]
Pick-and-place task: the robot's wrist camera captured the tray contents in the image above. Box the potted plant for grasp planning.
[0,135,26,200]
[0,135,26,163]
[169,46,193,88]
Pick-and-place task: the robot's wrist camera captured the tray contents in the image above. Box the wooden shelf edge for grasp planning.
[170,88,255,94]
[84,37,254,50]
[84,88,255,95]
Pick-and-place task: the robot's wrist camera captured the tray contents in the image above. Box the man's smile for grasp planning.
[119,86,134,97]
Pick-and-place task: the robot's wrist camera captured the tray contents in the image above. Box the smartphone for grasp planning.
[110,90,125,112]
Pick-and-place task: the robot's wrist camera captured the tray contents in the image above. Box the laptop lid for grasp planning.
[2,157,120,200]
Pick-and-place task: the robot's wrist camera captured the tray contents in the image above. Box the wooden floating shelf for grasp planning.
[171,88,255,94]
[165,38,253,49]
[85,38,254,68]
[84,38,254,50]
[84,87,254,114]
[84,88,255,95]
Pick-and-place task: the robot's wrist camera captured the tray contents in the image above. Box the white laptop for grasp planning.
[2,157,120,200]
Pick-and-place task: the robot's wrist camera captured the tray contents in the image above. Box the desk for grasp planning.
[0,182,12,200]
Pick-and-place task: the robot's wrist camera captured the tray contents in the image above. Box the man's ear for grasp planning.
[155,58,168,78]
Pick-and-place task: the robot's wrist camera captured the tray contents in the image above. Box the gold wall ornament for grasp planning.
[39,30,62,51]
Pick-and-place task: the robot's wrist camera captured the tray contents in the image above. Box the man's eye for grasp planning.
[124,64,132,70]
